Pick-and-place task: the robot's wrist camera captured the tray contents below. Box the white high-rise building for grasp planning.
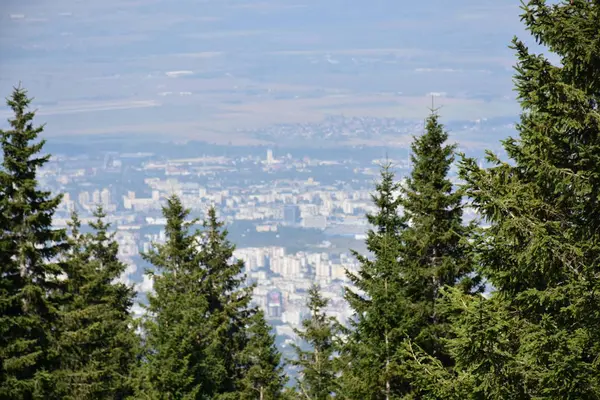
[78,191,90,206]
[100,188,111,207]
[316,262,331,279]
[266,149,274,165]
[92,189,101,204]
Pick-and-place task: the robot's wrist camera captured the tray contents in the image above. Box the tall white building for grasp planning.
[78,191,90,206]
[92,189,101,204]
[100,188,111,207]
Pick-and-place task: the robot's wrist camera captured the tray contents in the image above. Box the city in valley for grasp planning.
[4,0,589,397]
[39,115,493,370]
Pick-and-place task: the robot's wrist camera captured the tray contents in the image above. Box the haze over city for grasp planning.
[1,0,531,145]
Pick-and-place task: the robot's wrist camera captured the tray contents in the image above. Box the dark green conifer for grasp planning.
[236,309,287,400]
[198,207,255,395]
[443,1,600,398]
[138,195,214,398]
[0,86,67,399]
[339,163,407,399]
[140,198,263,399]
[198,207,289,399]
[290,284,339,400]
[58,208,138,399]
[395,111,480,397]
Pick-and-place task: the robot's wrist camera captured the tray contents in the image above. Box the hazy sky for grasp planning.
[0,1,540,141]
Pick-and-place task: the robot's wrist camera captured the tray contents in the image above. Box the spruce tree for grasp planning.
[0,86,67,399]
[140,198,258,399]
[394,111,480,397]
[198,207,255,396]
[57,208,138,399]
[236,309,287,400]
[290,284,339,400]
[339,163,407,400]
[139,195,215,398]
[444,1,600,398]
[197,207,291,399]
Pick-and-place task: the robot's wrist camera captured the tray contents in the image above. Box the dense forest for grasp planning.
[2,1,600,399]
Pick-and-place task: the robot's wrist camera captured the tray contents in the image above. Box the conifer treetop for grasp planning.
[0,85,67,398]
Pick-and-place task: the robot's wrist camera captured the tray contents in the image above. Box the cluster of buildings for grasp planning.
[249,115,426,143]
[38,143,476,350]
[234,246,358,341]
[49,148,394,232]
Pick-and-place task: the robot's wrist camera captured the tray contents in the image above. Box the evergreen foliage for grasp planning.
[340,112,478,399]
[235,309,287,400]
[395,111,480,398]
[443,1,600,398]
[139,197,280,399]
[339,163,408,399]
[138,195,215,398]
[290,284,339,400]
[0,86,68,399]
[57,208,138,399]
[198,207,255,397]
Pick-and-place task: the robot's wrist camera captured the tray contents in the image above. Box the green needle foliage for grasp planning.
[138,195,215,398]
[340,163,407,399]
[290,284,339,400]
[395,111,480,398]
[0,85,68,399]
[58,208,138,399]
[340,111,479,399]
[198,207,255,397]
[444,1,600,398]
[235,309,287,400]
[139,196,281,399]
